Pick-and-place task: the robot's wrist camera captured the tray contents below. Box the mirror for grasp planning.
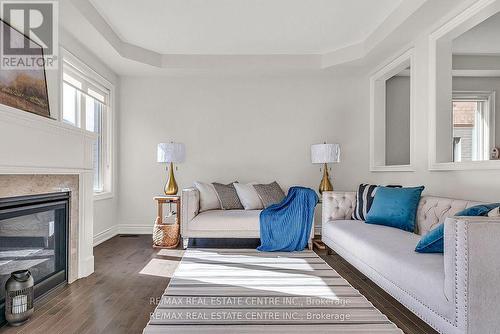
[370,50,413,171]
[385,66,411,166]
[434,9,500,165]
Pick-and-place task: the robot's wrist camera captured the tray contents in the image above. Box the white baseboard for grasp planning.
[118,224,152,235]
[93,225,119,246]
[93,224,152,246]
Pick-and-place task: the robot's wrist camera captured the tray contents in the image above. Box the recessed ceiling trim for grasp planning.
[364,0,428,52]
[71,0,427,70]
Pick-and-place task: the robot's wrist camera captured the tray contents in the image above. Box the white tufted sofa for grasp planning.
[322,191,500,334]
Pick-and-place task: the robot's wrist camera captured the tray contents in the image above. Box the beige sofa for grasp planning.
[321,191,500,334]
[181,187,314,249]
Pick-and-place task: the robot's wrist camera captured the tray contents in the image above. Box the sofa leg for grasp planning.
[182,237,189,249]
[308,240,313,251]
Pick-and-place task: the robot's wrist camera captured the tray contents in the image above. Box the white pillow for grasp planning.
[233,182,263,210]
[194,181,220,212]
[488,207,500,217]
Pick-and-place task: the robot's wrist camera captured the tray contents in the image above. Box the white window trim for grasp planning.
[452,91,496,162]
[61,48,115,200]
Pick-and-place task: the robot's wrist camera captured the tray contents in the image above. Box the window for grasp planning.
[62,59,112,195]
[452,92,495,162]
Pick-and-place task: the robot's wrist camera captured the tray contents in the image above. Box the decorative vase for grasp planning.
[5,270,34,326]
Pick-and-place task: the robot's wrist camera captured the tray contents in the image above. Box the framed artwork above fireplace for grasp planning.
[0,19,50,118]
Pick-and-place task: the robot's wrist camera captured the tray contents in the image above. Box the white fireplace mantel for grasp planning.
[0,105,97,281]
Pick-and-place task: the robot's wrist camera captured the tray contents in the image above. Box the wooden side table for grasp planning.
[313,199,326,250]
[152,196,181,248]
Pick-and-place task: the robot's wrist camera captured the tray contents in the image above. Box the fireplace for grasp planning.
[0,192,69,324]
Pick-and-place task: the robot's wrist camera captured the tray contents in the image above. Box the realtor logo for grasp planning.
[0,1,58,69]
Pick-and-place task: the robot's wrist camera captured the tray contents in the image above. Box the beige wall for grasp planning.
[117,57,500,232]
[117,72,365,228]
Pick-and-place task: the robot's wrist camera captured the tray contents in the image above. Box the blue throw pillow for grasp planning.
[415,202,500,254]
[365,186,424,232]
[415,224,444,253]
[455,203,500,216]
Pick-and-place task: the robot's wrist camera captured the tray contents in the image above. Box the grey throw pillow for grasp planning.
[253,182,286,208]
[212,182,244,210]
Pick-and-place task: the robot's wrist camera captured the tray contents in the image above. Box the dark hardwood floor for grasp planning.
[1,236,437,334]
[1,235,173,334]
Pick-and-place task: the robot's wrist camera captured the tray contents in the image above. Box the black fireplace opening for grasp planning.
[0,192,69,324]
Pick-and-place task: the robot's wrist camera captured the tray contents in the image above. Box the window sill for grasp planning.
[370,164,416,172]
[94,192,114,201]
[429,160,500,171]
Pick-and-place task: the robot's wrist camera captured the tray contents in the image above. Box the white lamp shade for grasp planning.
[157,142,185,163]
[311,143,340,164]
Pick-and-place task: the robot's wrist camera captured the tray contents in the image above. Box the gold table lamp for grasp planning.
[157,142,185,195]
[311,143,341,194]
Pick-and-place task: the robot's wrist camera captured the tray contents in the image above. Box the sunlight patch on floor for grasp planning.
[179,260,318,271]
[175,257,341,300]
[157,249,185,258]
[184,253,314,263]
[139,258,181,278]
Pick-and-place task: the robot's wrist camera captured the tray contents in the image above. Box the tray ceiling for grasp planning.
[60,0,457,74]
[89,0,402,55]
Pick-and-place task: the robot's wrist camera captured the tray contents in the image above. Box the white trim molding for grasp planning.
[78,170,95,278]
[118,224,153,235]
[370,48,416,172]
[453,91,496,162]
[93,225,119,246]
[93,224,152,246]
[428,0,500,171]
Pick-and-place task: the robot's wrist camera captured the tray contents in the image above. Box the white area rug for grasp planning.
[143,249,402,333]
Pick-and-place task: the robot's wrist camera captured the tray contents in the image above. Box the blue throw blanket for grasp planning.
[257,186,319,252]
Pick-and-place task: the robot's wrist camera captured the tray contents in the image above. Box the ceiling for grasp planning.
[60,0,469,75]
[88,0,402,55]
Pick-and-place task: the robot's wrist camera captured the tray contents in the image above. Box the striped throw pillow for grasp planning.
[352,184,401,221]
